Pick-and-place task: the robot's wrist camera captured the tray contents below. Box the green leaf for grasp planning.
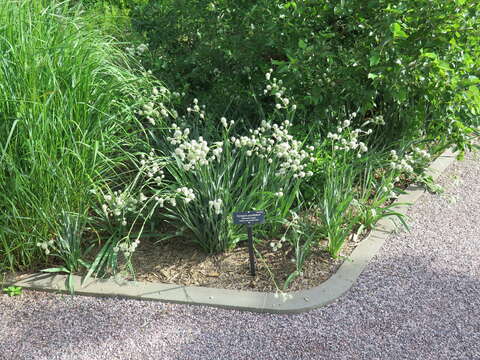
[78,259,91,269]
[311,86,324,104]
[283,271,300,290]
[390,22,408,39]
[271,59,287,66]
[298,39,307,49]
[284,1,297,9]
[395,87,407,102]
[82,238,113,285]
[422,52,438,59]
[0,120,18,164]
[464,76,480,86]
[67,274,75,295]
[369,54,380,66]
[3,286,22,297]
[368,73,379,79]
[41,267,71,273]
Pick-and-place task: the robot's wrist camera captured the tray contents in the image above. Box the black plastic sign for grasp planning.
[233,211,265,225]
[232,210,265,276]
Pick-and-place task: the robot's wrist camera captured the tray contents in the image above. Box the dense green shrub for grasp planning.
[0,0,157,272]
[131,0,480,147]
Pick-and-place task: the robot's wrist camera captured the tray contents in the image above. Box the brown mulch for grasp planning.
[1,232,362,293]
[117,231,363,293]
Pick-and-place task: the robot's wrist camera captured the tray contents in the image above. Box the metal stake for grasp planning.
[247,225,256,276]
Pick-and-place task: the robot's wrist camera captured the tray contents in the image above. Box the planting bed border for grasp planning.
[1,148,458,313]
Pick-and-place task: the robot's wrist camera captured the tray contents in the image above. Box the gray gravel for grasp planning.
[1,152,480,360]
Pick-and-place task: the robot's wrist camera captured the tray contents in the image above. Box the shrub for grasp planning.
[131,0,480,147]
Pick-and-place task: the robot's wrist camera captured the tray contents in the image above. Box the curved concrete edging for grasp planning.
[3,148,458,313]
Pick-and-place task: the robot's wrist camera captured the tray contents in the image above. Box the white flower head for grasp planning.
[209,199,223,215]
[221,117,228,128]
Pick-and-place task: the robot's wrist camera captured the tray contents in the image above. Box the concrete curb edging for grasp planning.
[2,148,459,313]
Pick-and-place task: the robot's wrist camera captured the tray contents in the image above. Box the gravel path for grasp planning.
[1,152,479,360]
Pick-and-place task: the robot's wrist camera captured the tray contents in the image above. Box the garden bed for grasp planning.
[2,0,479,302]
[1,223,364,294]
[120,234,360,292]
[1,236,357,293]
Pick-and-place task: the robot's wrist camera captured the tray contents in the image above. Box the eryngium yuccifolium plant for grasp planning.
[143,116,315,253]
[102,74,313,254]
[112,80,315,254]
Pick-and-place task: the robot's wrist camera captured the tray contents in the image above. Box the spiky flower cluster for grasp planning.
[153,196,177,208]
[168,125,212,171]
[269,236,287,252]
[412,146,431,161]
[136,86,174,125]
[230,120,315,178]
[101,190,139,226]
[220,117,234,129]
[126,43,148,57]
[389,150,414,173]
[389,146,431,176]
[380,181,397,199]
[113,239,140,258]
[137,158,197,207]
[209,199,223,215]
[168,117,314,178]
[176,187,196,203]
[186,98,206,119]
[140,151,165,186]
[327,113,371,157]
[36,239,54,255]
[263,69,297,111]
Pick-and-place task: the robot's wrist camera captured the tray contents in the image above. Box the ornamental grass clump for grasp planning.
[37,212,91,293]
[316,136,436,258]
[0,0,159,273]
[311,113,415,258]
[272,211,320,290]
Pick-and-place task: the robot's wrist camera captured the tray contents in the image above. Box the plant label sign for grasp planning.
[232,210,265,277]
[233,210,265,225]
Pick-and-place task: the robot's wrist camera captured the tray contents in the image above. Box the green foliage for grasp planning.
[278,212,319,290]
[319,165,356,258]
[2,286,22,297]
[352,167,408,231]
[152,124,306,253]
[104,89,312,254]
[131,0,480,146]
[1,0,478,291]
[0,0,155,273]
[78,0,147,41]
[38,212,92,294]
